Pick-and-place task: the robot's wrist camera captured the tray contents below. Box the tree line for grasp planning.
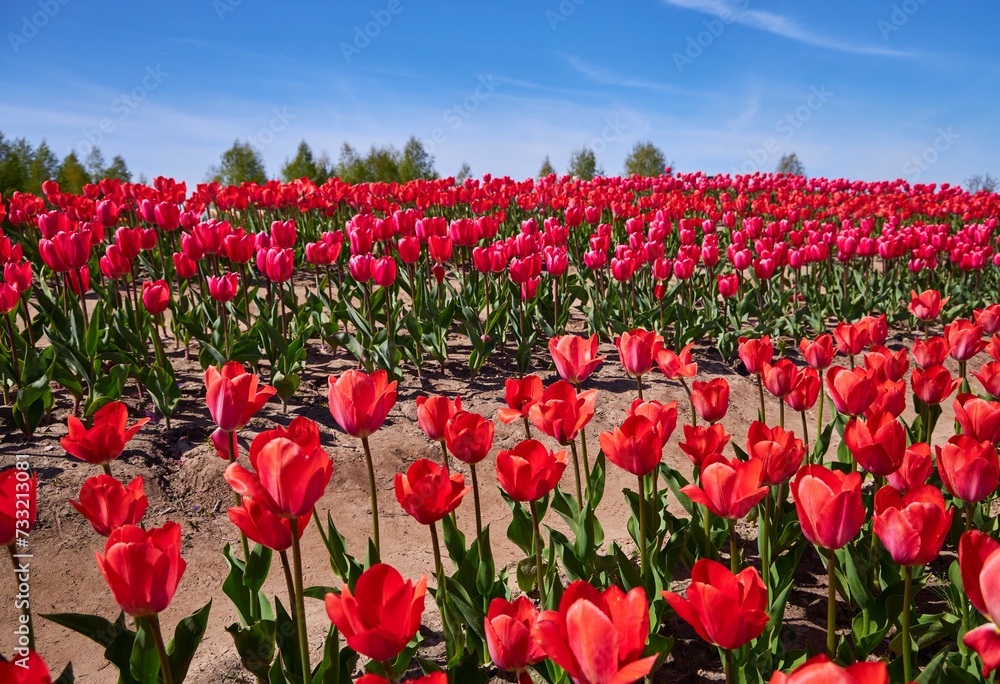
[0,133,132,197]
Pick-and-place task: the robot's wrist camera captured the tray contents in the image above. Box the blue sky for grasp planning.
[2,0,997,187]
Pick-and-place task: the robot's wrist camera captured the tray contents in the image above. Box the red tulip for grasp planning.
[225,417,333,518]
[356,675,445,684]
[946,319,987,362]
[833,322,871,357]
[227,495,306,552]
[825,366,878,416]
[955,393,1000,444]
[549,334,605,385]
[864,345,909,383]
[911,364,960,406]
[762,359,799,399]
[739,335,773,375]
[747,422,804,486]
[533,581,656,684]
[324,563,427,662]
[69,475,147,537]
[936,435,999,503]
[372,255,397,287]
[691,377,730,423]
[860,314,888,346]
[0,283,18,313]
[865,379,906,419]
[975,305,1000,336]
[681,453,768,519]
[327,369,398,439]
[497,375,543,424]
[395,459,469,525]
[445,410,494,464]
[656,342,697,379]
[628,398,678,444]
[718,273,739,298]
[205,362,276,434]
[208,273,239,302]
[496,439,568,502]
[973,361,1000,399]
[96,522,186,617]
[791,465,865,550]
[909,289,947,321]
[873,484,953,566]
[678,423,731,468]
[484,596,545,683]
[799,334,835,370]
[960,531,1000,677]
[599,415,663,477]
[61,401,150,466]
[912,336,951,369]
[141,279,170,315]
[0,467,36,547]
[527,381,598,446]
[887,443,933,494]
[784,368,820,412]
[616,328,663,379]
[416,394,462,443]
[844,412,905,477]
[769,654,889,683]
[662,559,768,649]
[0,650,54,684]
[173,252,197,279]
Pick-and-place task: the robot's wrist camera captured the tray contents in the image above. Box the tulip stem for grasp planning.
[569,440,583,504]
[638,475,648,584]
[902,565,913,683]
[529,500,545,606]
[102,463,113,477]
[636,375,644,401]
[290,517,313,684]
[779,400,785,431]
[816,370,825,464]
[761,494,771,601]
[826,546,837,659]
[680,376,697,427]
[757,375,766,424]
[440,440,450,471]
[724,648,733,684]
[8,545,33,651]
[703,507,715,561]
[148,613,174,684]
[728,518,739,574]
[470,462,483,550]
[800,410,810,462]
[521,416,532,440]
[574,381,592,502]
[361,435,381,558]
[278,549,298,651]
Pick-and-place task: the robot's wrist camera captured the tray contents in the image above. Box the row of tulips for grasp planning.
[7,284,1000,682]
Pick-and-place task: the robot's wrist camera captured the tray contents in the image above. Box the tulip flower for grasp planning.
[954,393,1000,444]
[785,367,819,411]
[69,474,147,537]
[887,443,933,494]
[769,655,889,683]
[663,559,768,681]
[909,288,947,322]
[325,564,427,663]
[936,435,999,527]
[762,359,799,400]
[911,364,960,444]
[740,335,774,422]
[628,398,678,444]
[860,313,888,346]
[356,675,445,684]
[691,377,730,423]
[960,531,1000,678]
[205,362,275,441]
[800,334,835,370]
[825,366,877,417]
[616,328,663,400]
[484,596,545,684]
[395,458,469,526]
[791,464,866,656]
[141,279,170,315]
[844,411,905,478]
[833,322,871,362]
[0,650,53,684]
[656,342,698,379]
[747,422,804,487]
[865,378,906,420]
[679,423,731,468]
[864,345,909,383]
[1,467,36,549]
[874,484,952,680]
[549,333,605,385]
[911,336,951,369]
[61,401,150,475]
[533,581,657,684]
[228,496,306,552]
[973,361,1000,399]
[528,380,598,501]
[328,369,398,556]
[97,522,185,618]
[445,410,494,540]
[416,393,462,464]
[497,375,543,437]
[945,318,986,366]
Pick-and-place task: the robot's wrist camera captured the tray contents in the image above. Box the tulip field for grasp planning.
[3,172,1000,684]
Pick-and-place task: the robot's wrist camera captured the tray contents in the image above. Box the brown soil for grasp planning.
[0,315,970,683]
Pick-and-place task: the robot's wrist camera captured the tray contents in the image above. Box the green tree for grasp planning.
[623,141,668,177]
[965,173,998,194]
[398,136,437,181]
[567,147,603,181]
[280,141,320,182]
[208,140,267,185]
[103,155,132,182]
[84,147,106,183]
[27,139,59,195]
[776,153,805,177]
[538,156,556,177]
[455,162,471,183]
[57,151,89,194]
[0,134,32,197]
[365,145,401,183]
[335,143,368,184]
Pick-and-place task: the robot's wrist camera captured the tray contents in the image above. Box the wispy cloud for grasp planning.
[661,0,916,58]
[562,54,713,97]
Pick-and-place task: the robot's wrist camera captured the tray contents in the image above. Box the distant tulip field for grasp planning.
[3,171,1000,683]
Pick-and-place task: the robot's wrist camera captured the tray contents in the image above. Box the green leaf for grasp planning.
[54,662,74,684]
[225,620,276,682]
[129,617,159,684]
[165,600,212,683]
